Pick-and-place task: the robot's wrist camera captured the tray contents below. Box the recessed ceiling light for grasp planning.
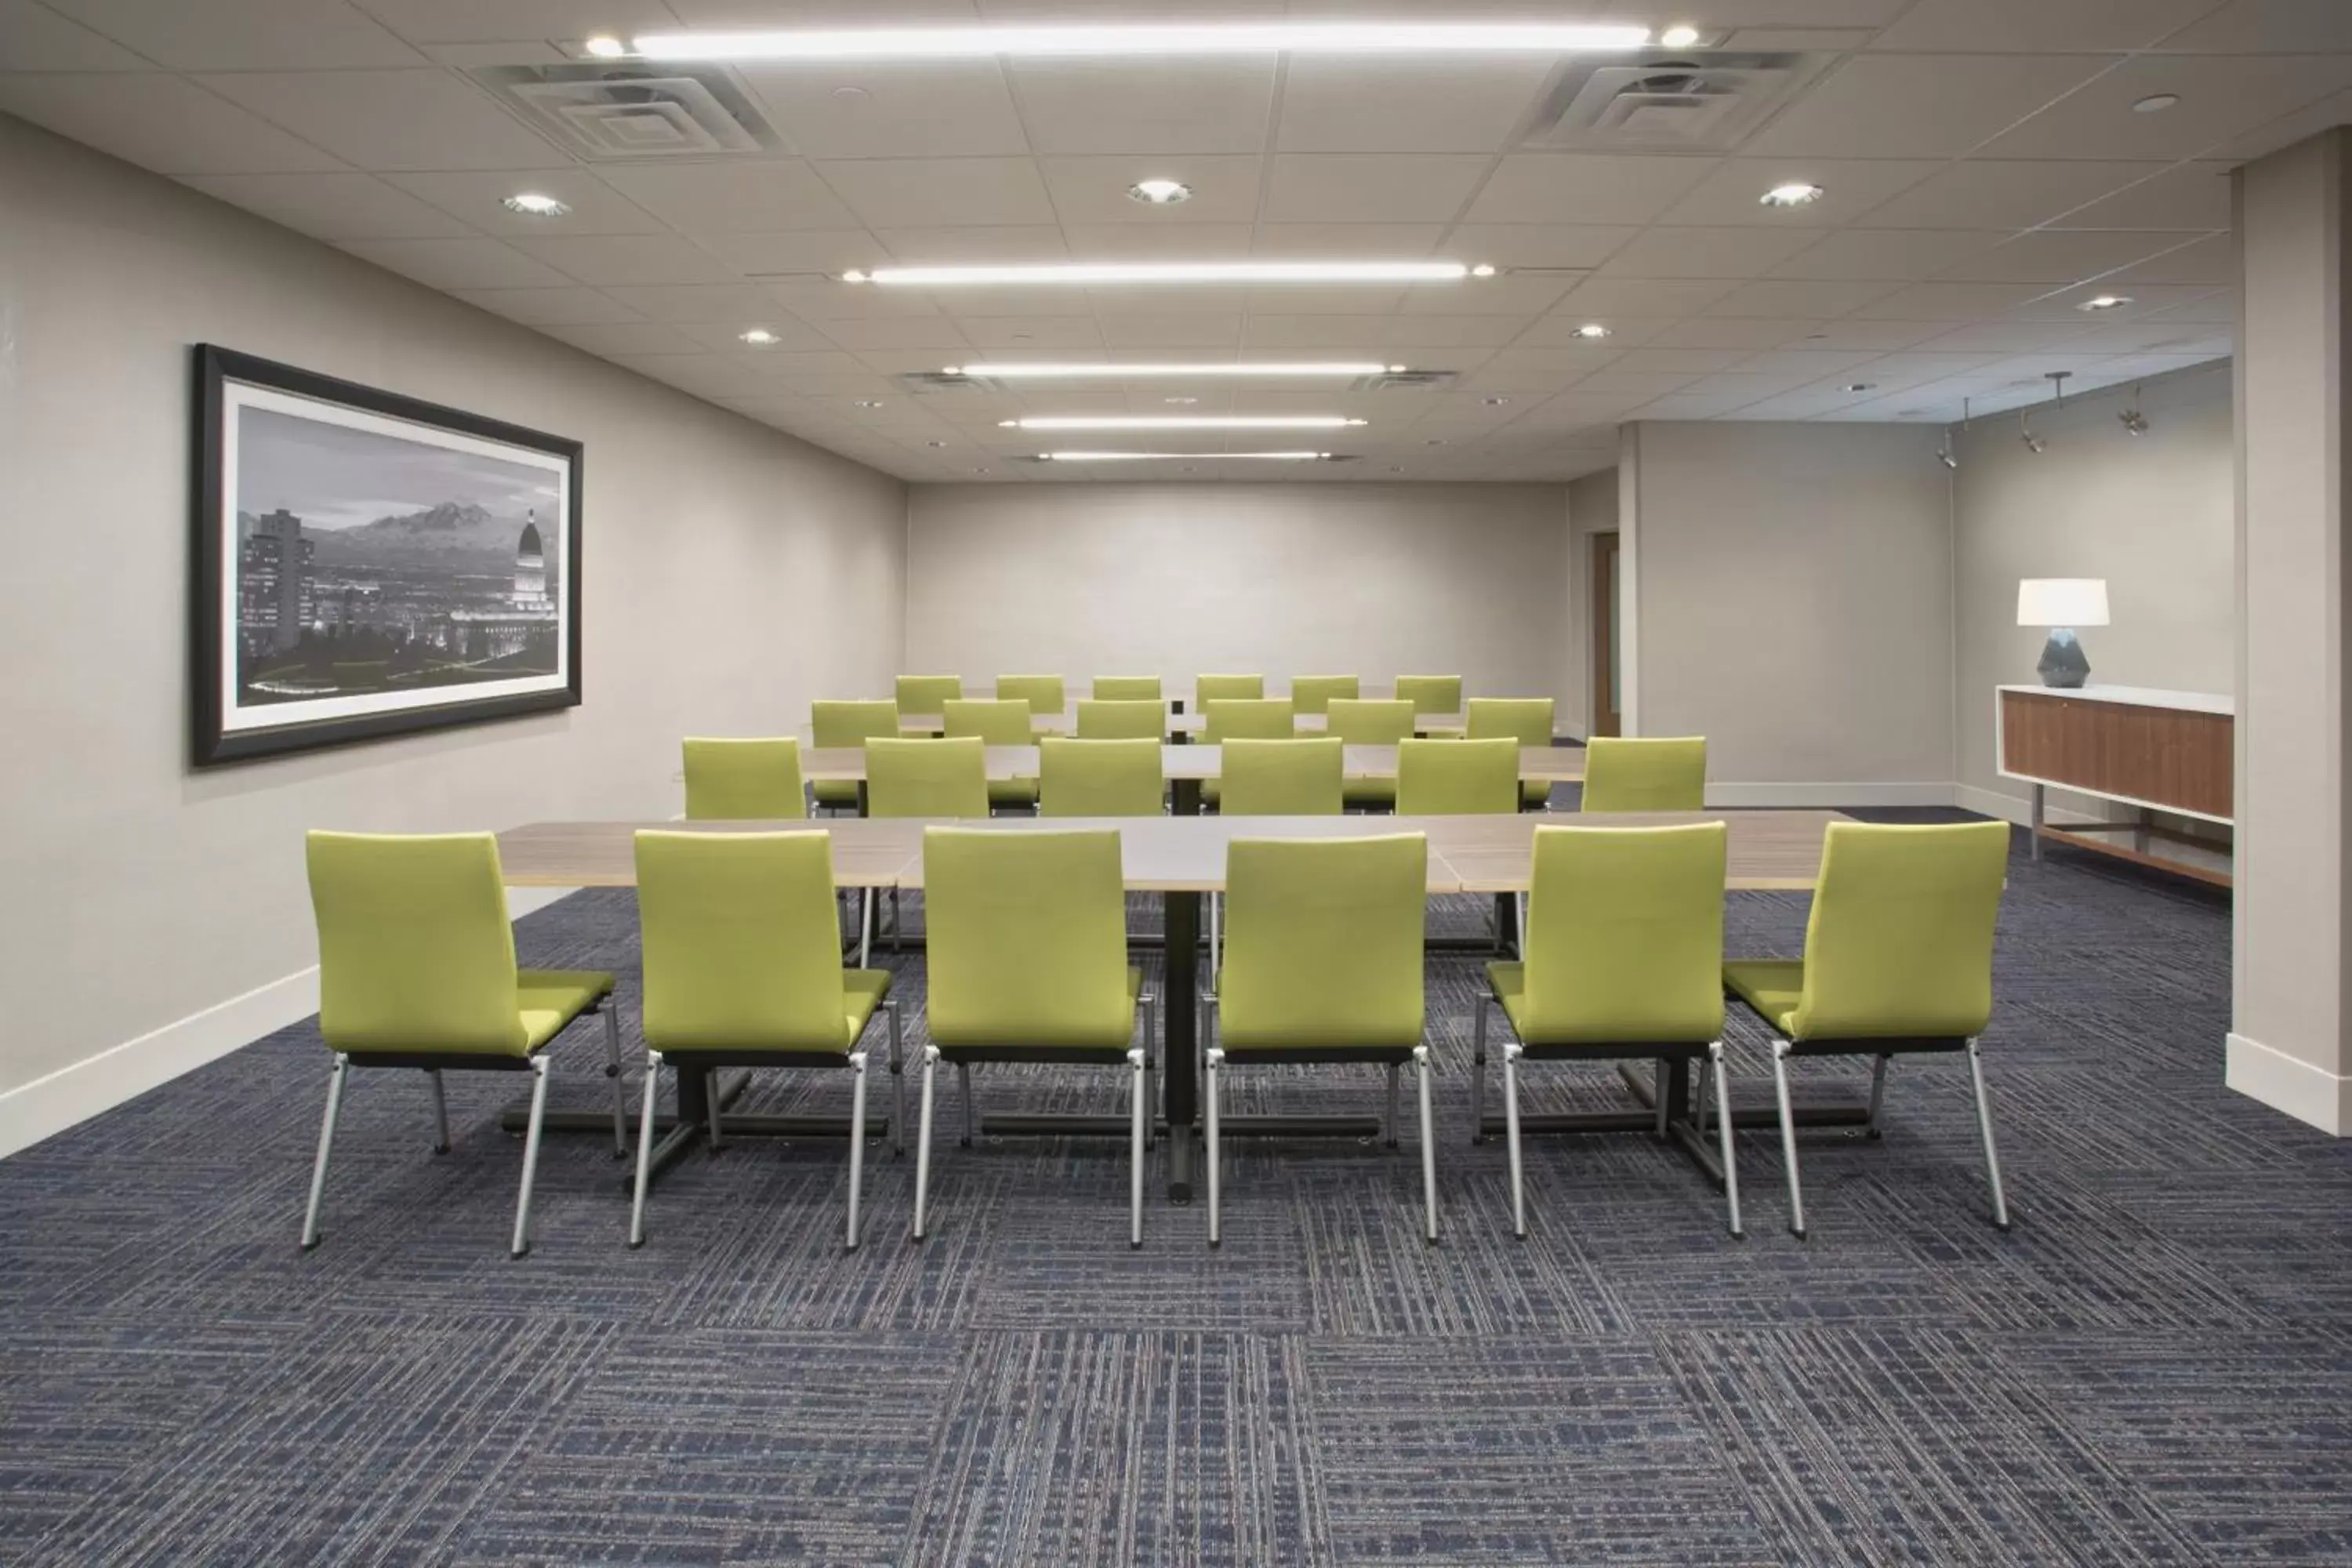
[1759,181,1825,209]
[1471,263,1497,278]
[1484,396,1510,406]
[1845,382,1877,393]
[2132,93,2180,114]
[738,328,782,347]
[1128,178,1192,205]
[1000,415,1365,430]
[1571,323,1611,339]
[948,360,1390,378]
[1164,396,1199,405]
[1038,450,1330,462]
[1425,438,1448,446]
[2078,294,2134,311]
[583,35,625,58]
[927,440,947,448]
[831,85,872,103]
[628,23,1653,62]
[847,261,1483,287]
[854,399,885,408]
[501,192,570,217]
[1659,24,1703,49]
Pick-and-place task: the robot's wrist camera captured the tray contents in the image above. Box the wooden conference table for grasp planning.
[499,809,1848,1203]
[889,710,1568,739]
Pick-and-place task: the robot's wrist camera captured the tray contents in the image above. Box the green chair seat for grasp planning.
[813,781,861,808]
[1343,779,1399,809]
[844,967,894,1041]
[988,779,1041,808]
[1720,960,1804,1039]
[518,969,619,1051]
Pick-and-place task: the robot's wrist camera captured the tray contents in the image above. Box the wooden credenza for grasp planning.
[1995,685,2234,885]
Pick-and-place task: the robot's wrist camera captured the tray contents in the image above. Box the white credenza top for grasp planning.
[1996,684,2234,717]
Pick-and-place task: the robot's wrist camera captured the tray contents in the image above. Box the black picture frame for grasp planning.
[191,345,583,766]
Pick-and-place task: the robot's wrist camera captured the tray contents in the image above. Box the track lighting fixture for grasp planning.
[2119,385,2150,437]
[1936,396,1969,470]
[2020,412,2046,456]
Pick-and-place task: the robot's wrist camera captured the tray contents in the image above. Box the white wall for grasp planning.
[903,481,1572,702]
[1951,365,2237,823]
[1624,421,1958,804]
[0,114,907,1149]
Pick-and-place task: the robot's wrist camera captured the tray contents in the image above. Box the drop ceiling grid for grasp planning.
[0,0,2331,479]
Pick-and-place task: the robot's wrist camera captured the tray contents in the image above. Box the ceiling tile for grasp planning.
[1933,229,2194,284]
[2158,0,2352,53]
[678,318,833,353]
[1093,313,1245,349]
[698,228,886,275]
[815,156,1058,228]
[2047,162,2234,230]
[1704,278,1906,317]
[1613,347,1757,375]
[2004,282,2229,319]
[611,352,773,400]
[598,162,861,234]
[1911,321,2090,351]
[43,0,423,70]
[384,169,668,236]
[1377,316,1533,347]
[1252,223,1446,256]
[0,72,347,173]
[2212,87,2352,163]
[1847,281,2056,318]
[1401,274,1569,314]
[1060,223,1253,257]
[814,316,973,350]
[1646,317,1827,350]
[1858,161,2156,230]
[1240,314,1399,349]
[737,60,1029,158]
[1555,277,1741,317]
[871,225,1065,263]
[2102,233,2236,286]
[1976,55,2352,161]
[608,281,800,321]
[340,236,575,289]
[1594,227,1824,280]
[1662,158,1943,227]
[451,285,643,325]
[1038,154,1261,223]
[1442,224,1638,270]
[1465,154,1720,227]
[180,172,477,240]
[195,69,567,171]
[1741,54,2116,159]
[0,0,149,69]
[510,233,740,285]
[539,320,707,358]
[1234,283,1411,314]
[1867,0,2223,53]
[1009,57,1273,154]
[1794,319,1958,350]
[1769,228,2008,281]
[357,2,684,45]
[1275,56,1555,153]
[1261,154,1492,223]
[1730,347,1897,377]
[955,317,1106,350]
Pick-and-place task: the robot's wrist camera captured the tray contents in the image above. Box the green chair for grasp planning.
[1395,675,1464,720]
[996,674,1066,716]
[1327,697,1416,809]
[1581,735,1707,813]
[628,830,899,1251]
[1290,675,1359,716]
[895,674,964,728]
[1201,699,1297,809]
[942,697,1040,809]
[1195,674,1265,706]
[811,699,899,812]
[1476,823,1738,1237]
[862,735,990,962]
[1396,736,1520,815]
[1076,699,1169,740]
[1207,834,1436,1244]
[914,829,1156,1247]
[683,736,807,821]
[1723,820,2013,1240]
[1040,737,1165,817]
[1092,676,1163,702]
[1468,697,1559,810]
[1218,738,1344,816]
[301,831,622,1258]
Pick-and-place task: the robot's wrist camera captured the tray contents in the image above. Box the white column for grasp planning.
[2229,129,2352,1133]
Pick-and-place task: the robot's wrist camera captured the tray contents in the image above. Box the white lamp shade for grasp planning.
[2017,577,2109,627]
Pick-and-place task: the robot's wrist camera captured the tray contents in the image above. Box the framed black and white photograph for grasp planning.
[191,345,583,765]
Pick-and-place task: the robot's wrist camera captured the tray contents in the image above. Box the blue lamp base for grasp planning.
[2037,628,2091,688]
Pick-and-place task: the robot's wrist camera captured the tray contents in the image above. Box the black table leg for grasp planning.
[1163,889,1200,1203]
[1171,776,1200,817]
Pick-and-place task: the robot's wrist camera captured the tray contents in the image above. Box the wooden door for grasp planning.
[1591,531,1621,738]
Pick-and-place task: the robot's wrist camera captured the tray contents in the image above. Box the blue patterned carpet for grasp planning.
[5,818,2349,1566]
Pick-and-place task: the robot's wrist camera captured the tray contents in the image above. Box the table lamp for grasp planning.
[2016,578,2109,688]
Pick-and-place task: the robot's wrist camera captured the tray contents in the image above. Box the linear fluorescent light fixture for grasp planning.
[951,361,1397,379]
[630,24,1652,61]
[1003,416,1364,431]
[848,261,1486,287]
[1040,451,1331,462]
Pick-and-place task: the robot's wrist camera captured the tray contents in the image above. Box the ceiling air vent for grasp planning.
[1526,53,1828,152]
[1359,369,1458,393]
[898,372,999,396]
[474,64,785,160]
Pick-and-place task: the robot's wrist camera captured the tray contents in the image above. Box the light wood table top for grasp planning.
[799,744,1580,783]
[884,710,1562,739]
[497,818,925,888]
[895,815,1467,894]
[801,745,1039,781]
[1435,810,1847,892]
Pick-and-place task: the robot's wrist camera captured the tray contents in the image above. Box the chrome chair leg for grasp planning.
[602,1005,628,1158]
[1769,1039,1806,1240]
[1127,1046,1147,1250]
[510,1055,553,1259]
[1653,1057,1670,1138]
[1205,1046,1225,1247]
[911,1045,939,1242]
[1414,1044,1439,1244]
[1967,1038,2012,1231]
[858,888,873,968]
[845,1051,869,1252]
[1710,1040,1742,1239]
[1207,893,1221,987]
[958,1062,978,1147]
[885,999,906,1157]
[426,1068,450,1155]
[1142,995,1159,1150]
[1502,1040,1526,1239]
[1867,1053,1891,1139]
[300,1054,350,1250]
[629,1051,662,1248]
[1470,993,1490,1145]
[706,1069,724,1153]
[1385,1063,1401,1150]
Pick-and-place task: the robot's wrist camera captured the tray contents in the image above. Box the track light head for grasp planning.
[2020,412,2046,455]
[1936,445,1958,470]
[2119,386,2150,436]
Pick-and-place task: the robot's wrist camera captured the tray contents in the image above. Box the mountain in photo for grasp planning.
[302,502,538,569]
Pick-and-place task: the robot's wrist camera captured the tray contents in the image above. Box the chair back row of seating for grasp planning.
[890,674,1471,715]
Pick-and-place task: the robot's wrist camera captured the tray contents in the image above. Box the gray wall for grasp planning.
[1624,421,1958,800]
[904,481,1573,705]
[0,114,907,1119]
[1952,365,2236,822]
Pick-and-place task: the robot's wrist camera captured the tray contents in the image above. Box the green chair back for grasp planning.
[1203,697,1295,742]
[866,735,989,818]
[811,700,900,807]
[1467,697,1555,746]
[1396,737,1519,815]
[1040,737,1164,817]
[1092,676,1163,702]
[634,829,850,1050]
[1219,738,1343,815]
[943,697,1035,746]
[1325,697,1416,744]
[1219,835,1427,1048]
[1792,821,2009,1041]
[895,674,964,714]
[1519,823,1726,1042]
[1395,675,1463,715]
[1196,674,1265,705]
[1076,699,1168,740]
[1581,735,1707,813]
[1290,675,1359,716]
[996,675,1066,715]
[307,831,524,1055]
[924,828,1134,1047]
[682,736,806,821]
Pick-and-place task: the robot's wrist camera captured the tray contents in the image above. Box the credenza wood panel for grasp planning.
[1999,690,2233,819]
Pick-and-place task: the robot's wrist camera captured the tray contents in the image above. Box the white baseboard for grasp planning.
[1704,782,1958,808]
[2226,1031,2351,1136]
[0,887,576,1161]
